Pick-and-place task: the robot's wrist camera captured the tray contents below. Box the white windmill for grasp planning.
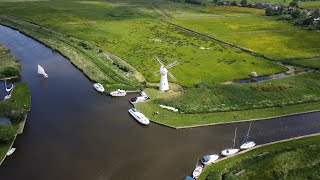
[154,56,179,91]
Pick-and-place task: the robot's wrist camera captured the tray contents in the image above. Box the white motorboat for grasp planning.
[130,96,149,104]
[221,128,240,157]
[110,89,126,97]
[221,148,240,156]
[128,108,150,125]
[93,83,105,93]
[200,154,219,165]
[7,148,16,156]
[37,64,48,78]
[192,165,203,179]
[6,83,14,92]
[240,122,256,150]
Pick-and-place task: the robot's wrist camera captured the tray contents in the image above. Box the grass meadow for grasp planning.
[199,135,320,180]
[0,0,285,87]
[170,6,320,60]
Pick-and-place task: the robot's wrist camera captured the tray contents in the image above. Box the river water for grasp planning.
[0,25,319,180]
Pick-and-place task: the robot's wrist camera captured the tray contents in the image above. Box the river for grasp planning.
[0,25,319,180]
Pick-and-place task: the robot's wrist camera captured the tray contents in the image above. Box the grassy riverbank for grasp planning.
[0,16,142,91]
[136,72,320,127]
[0,44,20,79]
[0,82,31,164]
[199,134,320,180]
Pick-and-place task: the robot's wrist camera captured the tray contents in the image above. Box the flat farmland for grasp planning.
[170,6,320,60]
[0,1,285,87]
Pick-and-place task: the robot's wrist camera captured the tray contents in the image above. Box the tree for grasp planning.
[312,10,320,18]
[289,1,298,7]
[265,7,275,16]
[302,17,314,26]
[240,0,247,7]
[230,1,237,6]
[291,9,301,19]
[0,126,15,143]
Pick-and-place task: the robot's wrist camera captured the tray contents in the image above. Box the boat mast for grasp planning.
[232,127,237,148]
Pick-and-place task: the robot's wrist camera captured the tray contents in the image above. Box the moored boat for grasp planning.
[93,83,105,93]
[6,83,14,92]
[130,96,149,104]
[110,89,126,97]
[192,165,203,179]
[240,122,256,150]
[221,128,240,157]
[7,148,16,156]
[200,154,219,165]
[128,108,150,125]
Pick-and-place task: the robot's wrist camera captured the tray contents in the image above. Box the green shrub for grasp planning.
[2,67,19,77]
[0,125,15,143]
[206,170,220,180]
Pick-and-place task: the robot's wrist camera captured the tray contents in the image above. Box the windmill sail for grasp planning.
[37,65,48,78]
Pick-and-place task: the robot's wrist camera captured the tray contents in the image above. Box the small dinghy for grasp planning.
[37,65,48,78]
[130,96,150,104]
[192,165,203,179]
[200,154,219,165]
[110,89,126,97]
[128,108,150,125]
[7,148,16,156]
[93,83,105,93]
[221,128,240,157]
[4,94,11,100]
[240,122,256,150]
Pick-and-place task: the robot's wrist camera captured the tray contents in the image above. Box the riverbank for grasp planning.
[198,133,320,180]
[0,44,19,79]
[0,16,143,92]
[136,72,320,128]
[0,82,31,165]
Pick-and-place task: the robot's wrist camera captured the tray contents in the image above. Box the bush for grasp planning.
[0,125,15,143]
[222,172,239,180]
[2,67,19,77]
[206,170,220,180]
[9,109,26,123]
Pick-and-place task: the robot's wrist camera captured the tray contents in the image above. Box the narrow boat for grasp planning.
[200,154,219,165]
[192,165,203,179]
[110,89,126,97]
[7,148,16,156]
[128,108,150,125]
[221,128,240,156]
[37,64,48,78]
[240,122,256,150]
[93,83,105,93]
[6,83,14,92]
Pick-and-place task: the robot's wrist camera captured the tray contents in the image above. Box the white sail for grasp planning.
[37,65,48,78]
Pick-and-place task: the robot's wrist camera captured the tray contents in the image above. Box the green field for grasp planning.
[0,0,285,87]
[0,44,20,79]
[289,58,320,69]
[169,6,320,60]
[199,134,320,180]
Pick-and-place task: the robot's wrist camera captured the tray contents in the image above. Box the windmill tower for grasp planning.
[154,56,179,91]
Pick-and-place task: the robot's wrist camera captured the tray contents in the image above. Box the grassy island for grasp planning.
[199,134,320,180]
[0,45,31,165]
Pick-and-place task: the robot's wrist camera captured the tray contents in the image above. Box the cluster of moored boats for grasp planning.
[159,104,179,112]
[92,84,151,126]
[186,123,256,179]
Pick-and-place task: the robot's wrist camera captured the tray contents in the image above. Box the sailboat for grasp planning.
[240,122,256,150]
[4,79,14,93]
[37,64,48,78]
[221,128,240,156]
